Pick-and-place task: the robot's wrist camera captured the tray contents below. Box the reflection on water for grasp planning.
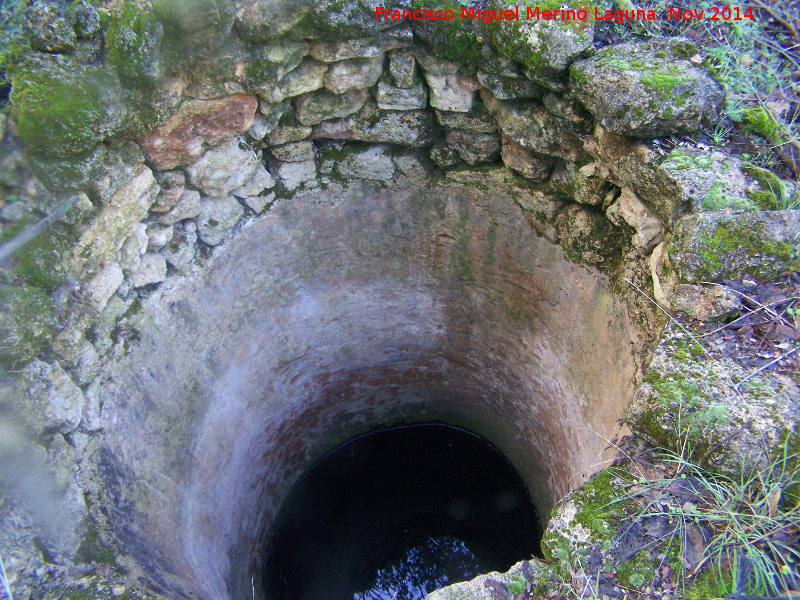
[354,534,485,600]
[264,424,542,600]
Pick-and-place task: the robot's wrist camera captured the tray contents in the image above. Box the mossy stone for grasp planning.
[25,144,108,196]
[11,56,127,156]
[105,2,165,88]
[14,227,70,291]
[0,285,54,369]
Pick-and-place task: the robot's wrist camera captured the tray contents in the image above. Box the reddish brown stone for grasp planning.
[138,94,258,170]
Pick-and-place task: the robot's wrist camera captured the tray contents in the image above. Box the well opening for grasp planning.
[87,179,648,600]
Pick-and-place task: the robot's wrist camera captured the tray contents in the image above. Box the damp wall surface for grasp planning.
[85,180,647,599]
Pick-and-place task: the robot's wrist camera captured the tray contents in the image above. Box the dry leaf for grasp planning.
[767,486,781,518]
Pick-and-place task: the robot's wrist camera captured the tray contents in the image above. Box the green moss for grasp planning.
[640,72,685,100]
[14,228,70,290]
[617,548,655,590]
[11,62,125,156]
[683,564,731,600]
[0,285,54,369]
[75,520,118,566]
[701,181,758,211]
[694,220,800,280]
[508,575,527,595]
[741,107,781,144]
[104,2,164,88]
[742,162,784,210]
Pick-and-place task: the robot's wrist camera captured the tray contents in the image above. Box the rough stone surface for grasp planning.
[270,141,315,162]
[295,88,368,126]
[196,196,245,246]
[323,55,385,94]
[254,58,328,104]
[70,167,159,275]
[424,72,478,113]
[389,49,417,88]
[501,136,556,182]
[244,41,310,91]
[549,160,612,206]
[482,91,588,162]
[446,130,501,166]
[146,224,174,252]
[161,225,197,271]
[152,169,186,212]
[185,138,262,197]
[26,2,76,52]
[83,262,124,310]
[244,192,276,214]
[489,0,594,72]
[626,324,800,476]
[435,104,498,133]
[128,252,167,288]
[91,142,146,205]
[139,95,258,170]
[571,40,725,137]
[267,125,313,146]
[310,32,411,62]
[335,145,395,181]
[671,284,743,321]
[18,359,82,436]
[430,140,461,169]
[606,186,665,251]
[313,102,442,147]
[155,189,202,225]
[477,70,542,100]
[118,223,148,271]
[670,210,800,282]
[231,165,276,198]
[375,77,428,111]
[427,560,551,600]
[270,159,317,190]
[26,144,108,194]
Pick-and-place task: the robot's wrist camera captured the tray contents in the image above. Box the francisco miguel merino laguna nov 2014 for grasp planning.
[375,4,757,22]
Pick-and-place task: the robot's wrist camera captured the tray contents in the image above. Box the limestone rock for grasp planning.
[187,51,248,100]
[476,70,542,100]
[244,192,276,214]
[375,78,428,111]
[146,224,174,252]
[294,0,411,39]
[323,55,384,94]
[295,89,368,126]
[139,94,258,170]
[71,167,159,274]
[0,286,54,369]
[129,253,167,288]
[427,560,550,600]
[25,1,76,52]
[549,160,612,205]
[231,165,276,198]
[488,0,594,73]
[501,136,555,182]
[424,72,478,113]
[606,187,665,251]
[542,93,593,132]
[670,210,800,282]
[310,32,412,62]
[20,358,82,434]
[555,204,626,264]
[626,324,800,476]
[161,224,197,271]
[430,140,461,170]
[26,144,108,194]
[244,41,311,89]
[335,145,395,181]
[270,141,315,162]
[60,191,94,225]
[12,56,127,156]
[267,125,313,146]
[185,138,262,197]
[82,262,124,309]
[482,90,588,162]
[254,58,328,104]
[389,49,417,88]
[118,223,149,271]
[258,100,292,135]
[435,104,498,133]
[236,0,318,41]
[571,40,725,137]
[155,189,202,225]
[152,169,186,212]
[313,102,442,147]
[196,196,245,246]
[446,130,501,166]
[91,142,146,205]
[270,159,317,191]
[671,284,743,321]
[248,114,272,142]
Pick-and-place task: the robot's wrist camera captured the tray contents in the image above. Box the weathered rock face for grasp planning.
[571,40,725,138]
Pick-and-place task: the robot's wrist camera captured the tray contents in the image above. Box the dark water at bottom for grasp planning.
[264,424,542,600]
